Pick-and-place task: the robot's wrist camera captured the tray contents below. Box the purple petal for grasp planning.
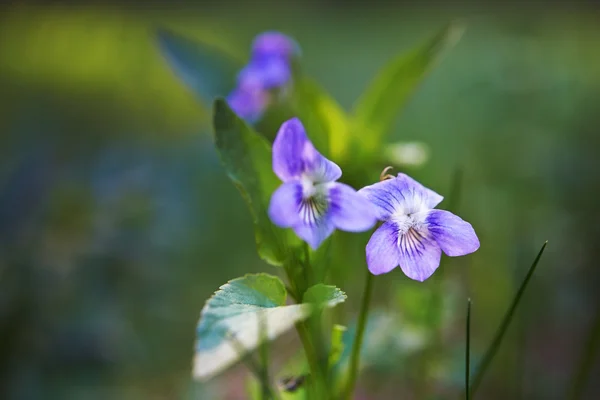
[226,84,269,123]
[358,178,403,220]
[268,181,303,227]
[397,228,442,282]
[366,221,401,275]
[358,173,443,219]
[251,31,300,59]
[395,174,444,209]
[293,220,335,250]
[272,118,341,183]
[328,183,377,232]
[239,57,291,89]
[426,210,480,256]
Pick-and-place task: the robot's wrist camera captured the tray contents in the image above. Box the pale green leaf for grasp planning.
[194,273,311,380]
[194,274,347,381]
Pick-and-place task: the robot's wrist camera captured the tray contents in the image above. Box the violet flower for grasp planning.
[227,31,299,122]
[268,118,377,249]
[359,173,479,281]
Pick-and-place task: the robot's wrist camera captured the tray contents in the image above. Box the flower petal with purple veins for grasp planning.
[328,183,377,232]
[272,118,341,183]
[395,174,444,209]
[397,228,442,282]
[366,221,401,275]
[358,178,404,220]
[268,181,303,228]
[426,209,480,256]
[359,173,444,220]
[293,219,336,250]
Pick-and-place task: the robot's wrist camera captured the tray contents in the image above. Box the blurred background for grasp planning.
[1,1,599,399]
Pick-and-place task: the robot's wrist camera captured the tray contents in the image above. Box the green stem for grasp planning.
[227,332,278,400]
[289,244,329,398]
[466,298,471,400]
[345,270,374,399]
[296,321,327,398]
[468,241,547,396]
[259,315,272,400]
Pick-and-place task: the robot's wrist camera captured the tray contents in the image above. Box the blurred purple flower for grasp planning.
[226,82,271,124]
[359,173,479,281]
[268,118,377,249]
[227,31,299,122]
[251,31,301,60]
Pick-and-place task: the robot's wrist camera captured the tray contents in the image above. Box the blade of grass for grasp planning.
[468,241,548,396]
[567,306,600,400]
[466,298,472,400]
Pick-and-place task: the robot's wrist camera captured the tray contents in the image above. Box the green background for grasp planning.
[1,2,599,399]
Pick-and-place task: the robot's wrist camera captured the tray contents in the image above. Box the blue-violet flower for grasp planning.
[359,173,480,281]
[268,118,377,249]
[227,31,299,123]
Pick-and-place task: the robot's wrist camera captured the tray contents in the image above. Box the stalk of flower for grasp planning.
[359,172,480,281]
[267,118,377,250]
[227,32,300,123]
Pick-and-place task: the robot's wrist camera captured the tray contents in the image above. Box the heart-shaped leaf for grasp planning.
[351,22,465,154]
[303,284,347,308]
[156,27,242,101]
[213,99,301,266]
[194,274,347,380]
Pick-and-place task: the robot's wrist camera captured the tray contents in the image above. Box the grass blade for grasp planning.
[567,306,600,399]
[466,298,472,400]
[469,241,548,396]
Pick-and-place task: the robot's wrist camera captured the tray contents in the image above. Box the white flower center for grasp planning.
[391,212,426,235]
[298,176,330,226]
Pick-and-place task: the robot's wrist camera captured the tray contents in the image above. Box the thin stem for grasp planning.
[303,242,315,288]
[345,270,374,399]
[292,244,329,398]
[227,332,278,400]
[567,306,600,400]
[258,314,273,400]
[296,321,327,398]
[468,241,547,396]
[466,298,471,400]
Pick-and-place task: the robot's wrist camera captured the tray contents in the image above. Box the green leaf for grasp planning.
[194,274,347,381]
[303,284,347,308]
[328,324,347,369]
[156,27,242,101]
[213,98,301,266]
[194,273,312,380]
[291,77,350,159]
[351,22,465,153]
[468,241,547,396]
